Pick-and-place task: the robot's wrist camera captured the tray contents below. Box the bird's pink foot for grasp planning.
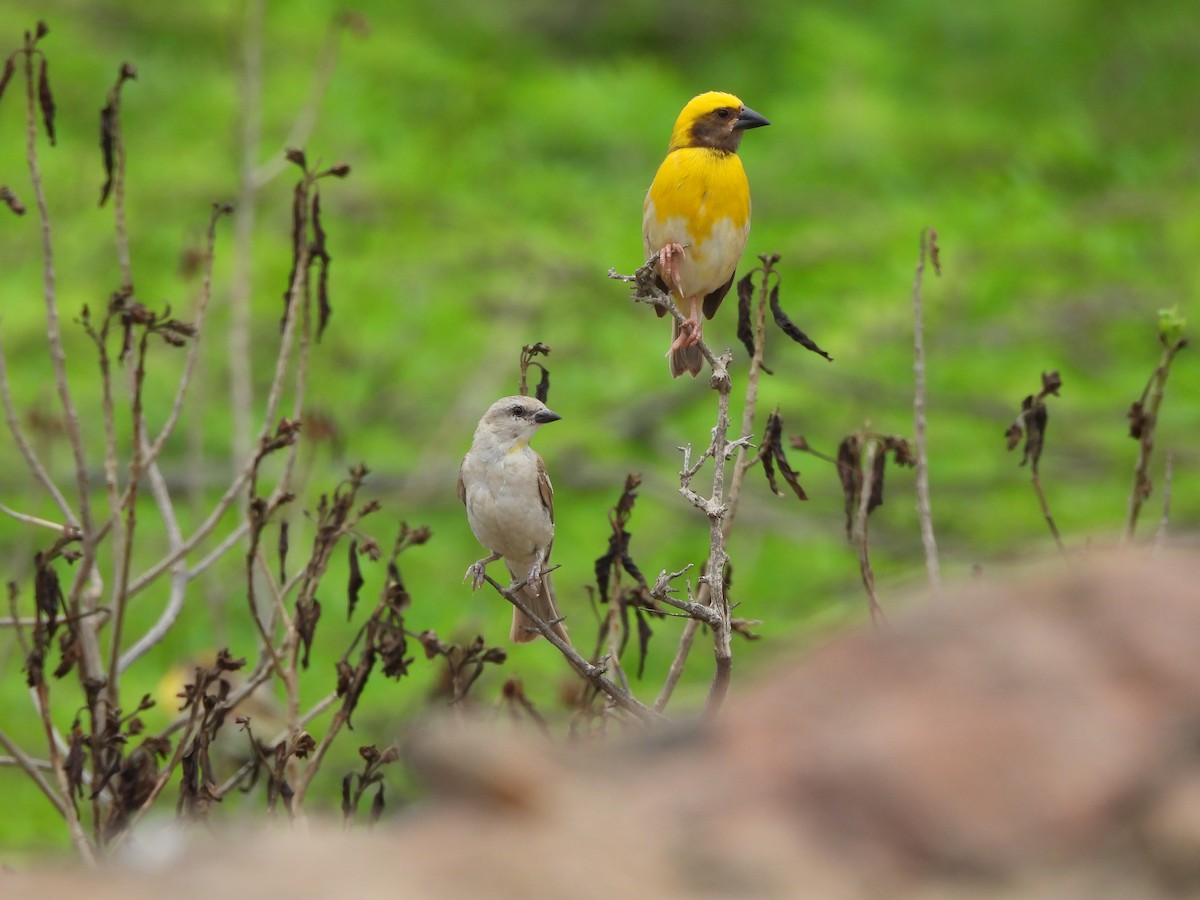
[464,552,500,590]
[668,317,702,352]
[657,242,685,291]
[524,560,543,596]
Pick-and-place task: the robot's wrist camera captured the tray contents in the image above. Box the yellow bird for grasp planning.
[643,91,770,377]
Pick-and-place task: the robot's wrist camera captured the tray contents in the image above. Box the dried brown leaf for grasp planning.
[296,598,321,669]
[868,442,887,514]
[99,101,116,205]
[341,774,354,820]
[1127,400,1147,439]
[1005,421,1023,451]
[837,435,863,538]
[0,185,25,215]
[37,55,56,146]
[370,785,385,824]
[312,190,332,340]
[736,272,755,359]
[282,181,305,329]
[53,631,80,679]
[348,539,364,619]
[633,603,653,680]
[1040,370,1062,398]
[0,56,14,103]
[770,284,832,361]
[278,520,289,583]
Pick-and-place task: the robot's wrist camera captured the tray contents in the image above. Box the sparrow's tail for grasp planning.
[669,320,704,378]
[511,572,570,645]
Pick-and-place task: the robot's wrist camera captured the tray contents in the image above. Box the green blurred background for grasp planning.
[0,0,1197,854]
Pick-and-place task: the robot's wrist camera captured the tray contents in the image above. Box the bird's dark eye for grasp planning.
[509,404,526,417]
[716,107,731,119]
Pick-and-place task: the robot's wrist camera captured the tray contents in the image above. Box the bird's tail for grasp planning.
[511,572,570,645]
[669,320,704,378]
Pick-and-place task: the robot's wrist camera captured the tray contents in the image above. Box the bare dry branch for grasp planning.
[911,228,941,599]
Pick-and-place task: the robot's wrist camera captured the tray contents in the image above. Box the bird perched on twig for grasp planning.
[458,395,569,644]
[643,91,770,377]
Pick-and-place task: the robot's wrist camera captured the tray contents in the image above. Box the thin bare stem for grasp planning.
[613,258,755,716]
[116,456,185,674]
[484,573,660,723]
[0,502,77,534]
[144,204,230,464]
[700,354,734,716]
[228,0,264,465]
[0,331,79,527]
[911,228,941,599]
[1031,470,1066,556]
[1153,452,1174,552]
[126,219,309,600]
[853,442,887,627]
[215,691,338,799]
[229,6,346,464]
[1124,336,1186,542]
[653,618,699,712]
[105,329,152,703]
[33,681,96,865]
[0,727,67,817]
[724,254,776,537]
[24,39,92,537]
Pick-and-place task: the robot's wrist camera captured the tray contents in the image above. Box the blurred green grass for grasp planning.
[0,0,1197,855]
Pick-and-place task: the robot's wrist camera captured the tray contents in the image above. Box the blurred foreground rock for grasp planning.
[8,548,1200,898]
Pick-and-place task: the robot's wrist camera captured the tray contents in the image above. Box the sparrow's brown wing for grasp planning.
[536,453,554,525]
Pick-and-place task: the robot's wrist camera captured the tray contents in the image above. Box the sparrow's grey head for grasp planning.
[479,395,561,445]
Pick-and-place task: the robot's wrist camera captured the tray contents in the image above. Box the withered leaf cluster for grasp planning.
[500,677,551,733]
[23,532,82,688]
[592,474,663,679]
[282,149,351,341]
[113,292,198,356]
[335,521,430,726]
[256,730,316,817]
[98,62,136,206]
[753,409,808,501]
[1005,371,1062,474]
[836,433,916,537]
[518,342,552,402]
[277,465,382,670]
[418,631,507,705]
[84,691,166,840]
[174,651,257,820]
[735,259,833,371]
[342,743,400,826]
[0,25,55,145]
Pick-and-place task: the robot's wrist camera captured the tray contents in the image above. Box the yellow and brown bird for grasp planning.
[643,91,769,377]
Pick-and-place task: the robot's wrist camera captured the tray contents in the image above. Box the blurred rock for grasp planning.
[7,548,1200,898]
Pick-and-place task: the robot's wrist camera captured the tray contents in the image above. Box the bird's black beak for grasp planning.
[533,409,562,425]
[734,106,770,130]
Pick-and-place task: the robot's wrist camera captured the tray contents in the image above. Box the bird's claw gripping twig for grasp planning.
[464,552,500,591]
[657,242,685,292]
[668,317,702,352]
[525,559,543,597]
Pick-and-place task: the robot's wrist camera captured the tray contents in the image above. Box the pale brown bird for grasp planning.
[458,395,569,644]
